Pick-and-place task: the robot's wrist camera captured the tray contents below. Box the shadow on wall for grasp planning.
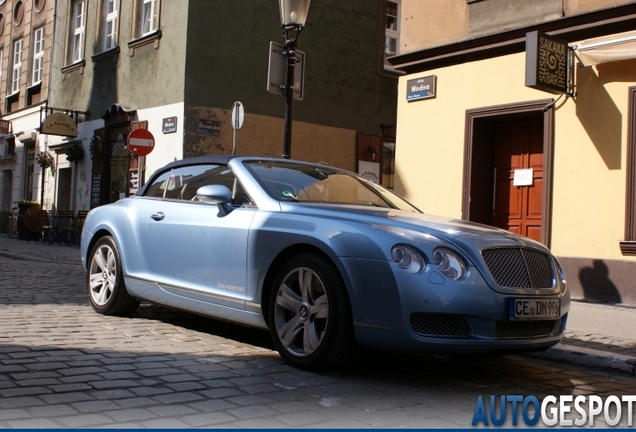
[575,66,622,170]
[579,259,622,303]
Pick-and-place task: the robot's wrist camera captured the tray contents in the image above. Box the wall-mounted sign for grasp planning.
[358,161,380,184]
[197,119,221,135]
[267,41,305,100]
[0,120,10,135]
[41,113,78,137]
[162,116,177,134]
[90,173,101,209]
[128,169,140,195]
[525,31,569,94]
[406,75,437,101]
[513,168,534,186]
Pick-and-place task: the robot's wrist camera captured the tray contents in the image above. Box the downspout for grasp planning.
[43,0,59,210]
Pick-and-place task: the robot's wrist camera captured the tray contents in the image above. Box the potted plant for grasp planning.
[90,136,103,160]
[66,141,85,164]
[36,151,55,170]
[17,199,40,241]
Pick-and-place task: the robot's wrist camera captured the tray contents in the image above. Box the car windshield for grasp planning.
[244,160,420,212]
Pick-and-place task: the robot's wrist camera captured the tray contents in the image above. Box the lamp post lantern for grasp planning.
[278,0,311,159]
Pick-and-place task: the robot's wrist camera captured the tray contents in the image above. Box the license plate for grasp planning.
[507,298,560,321]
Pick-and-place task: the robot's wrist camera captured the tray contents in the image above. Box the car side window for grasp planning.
[144,171,172,198]
[144,164,253,205]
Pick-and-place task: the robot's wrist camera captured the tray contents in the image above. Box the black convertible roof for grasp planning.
[159,155,238,171]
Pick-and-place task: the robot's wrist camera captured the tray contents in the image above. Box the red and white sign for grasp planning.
[127,128,155,156]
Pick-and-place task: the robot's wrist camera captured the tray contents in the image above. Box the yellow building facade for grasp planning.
[390,1,636,305]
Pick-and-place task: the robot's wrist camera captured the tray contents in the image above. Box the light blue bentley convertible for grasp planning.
[81,156,569,370]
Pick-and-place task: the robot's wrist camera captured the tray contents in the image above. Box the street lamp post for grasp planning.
[278,0,311,159]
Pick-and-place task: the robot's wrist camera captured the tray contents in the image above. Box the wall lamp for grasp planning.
[367,145,377,161]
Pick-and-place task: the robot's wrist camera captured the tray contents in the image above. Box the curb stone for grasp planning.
[526,344,636,375]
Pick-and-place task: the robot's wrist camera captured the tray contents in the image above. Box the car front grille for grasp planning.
[495,320,558,339]
[482,247,554,288]
[410,313,473,338]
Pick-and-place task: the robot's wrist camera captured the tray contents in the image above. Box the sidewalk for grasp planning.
[1,234,635,375]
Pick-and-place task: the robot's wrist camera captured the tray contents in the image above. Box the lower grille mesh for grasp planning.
[495,320,557,339]
[410,313,472,338]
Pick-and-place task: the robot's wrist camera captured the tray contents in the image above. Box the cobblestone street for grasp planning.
[1,238,635,428]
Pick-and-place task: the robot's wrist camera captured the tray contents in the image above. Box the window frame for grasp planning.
[11,38,22,94]
[31,26,45,85]
[68,0,86,64]
[385,0,399,61]
[379,0,402,77]
[102,0,119,52]
[139,0,159,37]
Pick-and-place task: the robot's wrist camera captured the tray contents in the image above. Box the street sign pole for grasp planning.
[231,101,244,155]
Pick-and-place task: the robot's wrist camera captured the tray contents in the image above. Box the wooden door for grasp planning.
[492,119,543,241]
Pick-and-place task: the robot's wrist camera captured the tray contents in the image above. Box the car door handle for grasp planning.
[151,212,165,221]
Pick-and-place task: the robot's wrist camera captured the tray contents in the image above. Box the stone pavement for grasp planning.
[1,234,635,376]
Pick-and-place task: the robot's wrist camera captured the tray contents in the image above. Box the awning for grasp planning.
[573,30,636,66]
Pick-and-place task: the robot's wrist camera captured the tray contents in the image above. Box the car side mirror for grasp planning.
[196,185,233,217]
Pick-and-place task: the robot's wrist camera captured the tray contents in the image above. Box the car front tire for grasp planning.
[269,253,356,370]
[87,236,140,316]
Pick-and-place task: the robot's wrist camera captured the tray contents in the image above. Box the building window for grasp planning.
[34,0,46,13]
[13,0,23,26]
[69,0,85,63]
[11,38,22,94]
[384,0,400,66]
[102,0,118,51]
[138,0,159,37]
[381,141,395,189]
[32,27,45,85]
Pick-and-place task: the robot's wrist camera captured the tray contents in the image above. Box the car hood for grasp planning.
[285,203,548,252]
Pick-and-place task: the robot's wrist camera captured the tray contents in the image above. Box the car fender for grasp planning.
[247,211,397,325]
[81,199,156,284]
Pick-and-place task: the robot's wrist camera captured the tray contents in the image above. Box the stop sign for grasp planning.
[127,128,155,156]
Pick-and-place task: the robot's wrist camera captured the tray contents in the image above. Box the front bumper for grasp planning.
[337,257,570,354]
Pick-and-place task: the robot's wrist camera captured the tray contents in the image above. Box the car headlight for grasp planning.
[391,244,425,274]
[554,257,567,289]
[432,247,466,280]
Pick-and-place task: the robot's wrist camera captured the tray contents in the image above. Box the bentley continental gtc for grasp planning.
[81,156,569,370]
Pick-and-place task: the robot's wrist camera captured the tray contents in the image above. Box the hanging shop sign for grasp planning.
[406,75,437,101]
[41,113,78,137]
[525,31,569,95]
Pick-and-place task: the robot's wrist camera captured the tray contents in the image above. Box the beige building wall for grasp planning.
[394,52,636,261]
[188,107,357,172]
[399,0,636,52]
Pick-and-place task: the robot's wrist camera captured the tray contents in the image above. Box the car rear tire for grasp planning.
[269,253,356,370]
[87,236,140,316]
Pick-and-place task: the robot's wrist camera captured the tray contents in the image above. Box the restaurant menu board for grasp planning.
[90,173,101,208]
[128,169,139,195]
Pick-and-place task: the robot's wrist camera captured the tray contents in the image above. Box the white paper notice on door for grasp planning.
[513,168,533,186]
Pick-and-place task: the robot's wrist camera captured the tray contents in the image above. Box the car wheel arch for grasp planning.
[85,229,114,267]
[260,243,350,328]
